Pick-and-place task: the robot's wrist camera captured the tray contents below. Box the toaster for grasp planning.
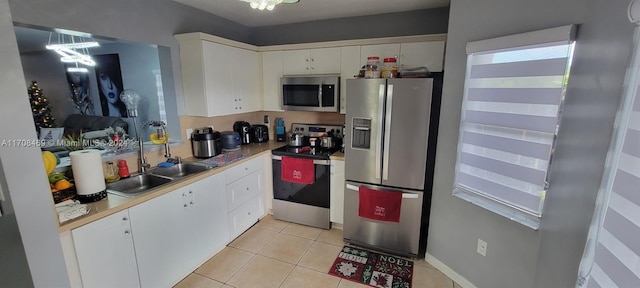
[250,124,269,143]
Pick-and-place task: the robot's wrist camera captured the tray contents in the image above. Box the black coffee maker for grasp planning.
[233,121,252,145]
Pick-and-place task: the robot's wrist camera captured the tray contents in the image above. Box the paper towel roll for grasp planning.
[69,149,106,196]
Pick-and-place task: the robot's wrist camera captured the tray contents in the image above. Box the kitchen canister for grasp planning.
[69,149,107,203]
[365,56,381,79]
[381,57,398,78]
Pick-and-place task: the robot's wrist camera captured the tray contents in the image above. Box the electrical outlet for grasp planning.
[185,128,193,139]
[477,239,487,256]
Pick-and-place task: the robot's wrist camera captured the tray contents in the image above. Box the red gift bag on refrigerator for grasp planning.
[358,186,402,222]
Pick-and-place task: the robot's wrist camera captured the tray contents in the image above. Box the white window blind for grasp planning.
[577,27,640,288]
[453,25,576,229]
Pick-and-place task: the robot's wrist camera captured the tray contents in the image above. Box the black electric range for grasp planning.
[271,145,340,160]
[270,123,343,160]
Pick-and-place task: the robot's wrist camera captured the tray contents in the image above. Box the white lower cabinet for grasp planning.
[71,210,140,288]
[330,159,345,224]
[226,156,266,240]
[69,157,270,288]
[229,193,264,239]
[128,173,228,288]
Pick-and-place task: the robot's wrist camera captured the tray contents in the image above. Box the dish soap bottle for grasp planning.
[104,161,120,183]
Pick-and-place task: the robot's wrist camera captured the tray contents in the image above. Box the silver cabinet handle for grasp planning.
[124,230,130,235]
[122,216,128,221]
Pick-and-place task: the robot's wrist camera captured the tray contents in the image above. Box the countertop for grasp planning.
[330,151,344,161]
[58,141,286,232]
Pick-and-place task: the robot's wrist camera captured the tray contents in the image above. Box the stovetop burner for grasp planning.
[271,145,339,160]
[271,123,343,160]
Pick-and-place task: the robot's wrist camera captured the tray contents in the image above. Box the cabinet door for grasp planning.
[203,41,234,116]
[227,170,262,211]
[340,46,361,114]
[225,156,263,184]
[233,48,261,113]
[330,160,345,224]
[360,43,401,66]
[282,50,311,75]
[185,173,229,269]
[129,187,189,288]
[229,194,264,240]
[310,47,341,74]
[262,51,284,111]
[72,210,139,288]
[399,41,446,72]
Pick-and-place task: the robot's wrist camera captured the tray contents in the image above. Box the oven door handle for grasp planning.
[271,155,331,165]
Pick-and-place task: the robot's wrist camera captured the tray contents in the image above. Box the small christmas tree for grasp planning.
[28,81,56,132]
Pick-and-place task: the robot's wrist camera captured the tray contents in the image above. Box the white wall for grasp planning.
[429,0,633,287]
[0,0,70,286]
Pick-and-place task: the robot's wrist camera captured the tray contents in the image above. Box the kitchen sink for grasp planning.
[150,163,211,178]
[106,174,173,197]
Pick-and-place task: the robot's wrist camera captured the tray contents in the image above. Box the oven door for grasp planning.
[272,155,330,207]
[271,154,331,229]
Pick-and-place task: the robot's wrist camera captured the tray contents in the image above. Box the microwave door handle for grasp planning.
[318,84,323,108]
[375,84,385,179]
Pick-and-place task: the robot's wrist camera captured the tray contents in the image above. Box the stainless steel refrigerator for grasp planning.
[343,76,441,258]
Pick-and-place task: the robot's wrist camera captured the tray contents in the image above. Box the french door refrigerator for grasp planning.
[343,76,441,258]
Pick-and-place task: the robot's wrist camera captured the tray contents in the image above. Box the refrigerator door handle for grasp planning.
[382,84,393,180]
[375,84,385,179]
[346,183,359,191]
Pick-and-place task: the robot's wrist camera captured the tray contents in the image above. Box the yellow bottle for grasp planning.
[150,128,168,144]
[104,161,120,183]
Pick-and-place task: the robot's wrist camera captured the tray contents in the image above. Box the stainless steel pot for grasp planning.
[320,136,335,149]
[289,133,305,147]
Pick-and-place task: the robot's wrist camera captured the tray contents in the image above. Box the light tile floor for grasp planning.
[175,215,459,288]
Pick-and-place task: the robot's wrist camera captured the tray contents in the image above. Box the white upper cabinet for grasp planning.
[282,47,341,75]
[262,51,284,111]
[360,41,445,72]
[202,41,234,116]
[340,46,361,114]
[176,34,260,117]
[399,41,446,72]
[233,47,261,113]
[359,43,401,66]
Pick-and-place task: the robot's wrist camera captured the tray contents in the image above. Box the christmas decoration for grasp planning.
[28,81,56,132]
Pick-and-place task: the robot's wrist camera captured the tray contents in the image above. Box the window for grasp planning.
[453,25,576,229]
[577,27,640,288]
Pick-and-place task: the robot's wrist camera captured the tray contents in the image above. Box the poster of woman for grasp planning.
[65,66,95,115]
[93,54,127,117]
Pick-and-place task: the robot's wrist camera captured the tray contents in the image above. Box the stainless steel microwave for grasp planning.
[281,75,340,112]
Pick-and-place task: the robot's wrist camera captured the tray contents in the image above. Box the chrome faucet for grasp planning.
[138,136,150,173]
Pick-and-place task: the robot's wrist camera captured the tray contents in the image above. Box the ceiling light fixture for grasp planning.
[240,0,299,11]
[46,33,99,67]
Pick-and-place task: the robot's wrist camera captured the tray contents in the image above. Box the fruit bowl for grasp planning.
[52,184,76,204]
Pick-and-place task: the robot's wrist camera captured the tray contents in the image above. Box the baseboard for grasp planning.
[425,253,477,288]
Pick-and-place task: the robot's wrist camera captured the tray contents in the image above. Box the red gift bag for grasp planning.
[358,186,402,222]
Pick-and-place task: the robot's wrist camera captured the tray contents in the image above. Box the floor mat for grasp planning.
[328,246,414,288]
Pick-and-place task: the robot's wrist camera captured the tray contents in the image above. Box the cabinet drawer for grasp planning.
[228,194,264,240]
[225,158,262,184]
[226,170,261,211]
